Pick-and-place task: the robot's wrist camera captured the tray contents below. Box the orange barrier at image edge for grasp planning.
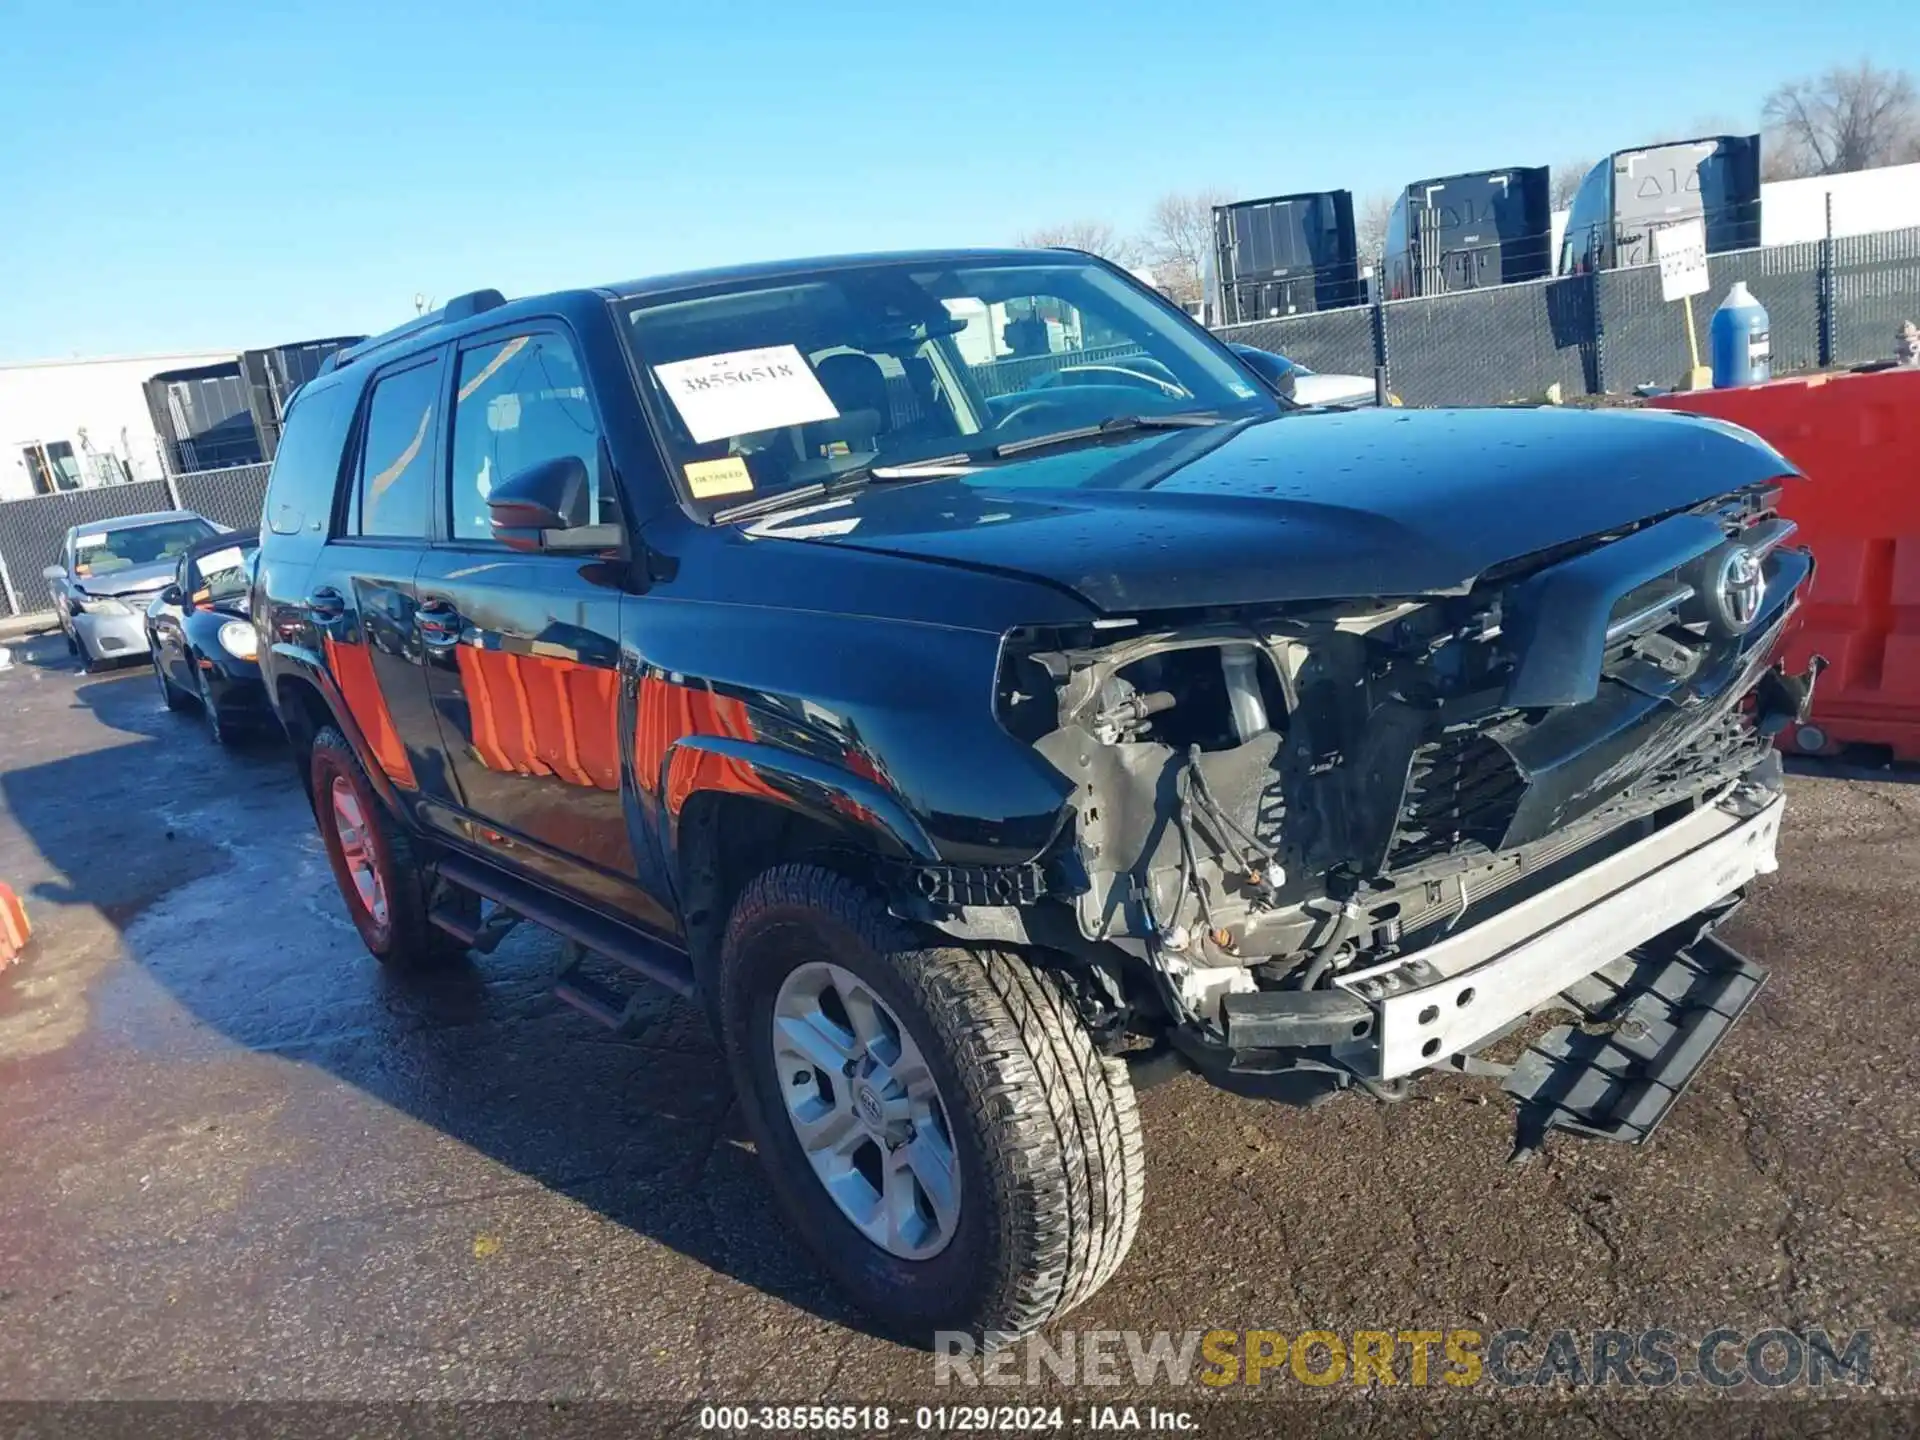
[1647,368,1920,762]
[0,882,30,969]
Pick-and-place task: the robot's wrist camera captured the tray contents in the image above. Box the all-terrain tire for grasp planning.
[309,724,465,970]
[720,864,1144,1344]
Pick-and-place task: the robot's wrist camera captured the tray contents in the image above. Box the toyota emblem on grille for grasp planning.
[1716,546,1765,632]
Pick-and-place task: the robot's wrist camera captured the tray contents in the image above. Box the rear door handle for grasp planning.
[308,586,346,621]
[415,597,462,647]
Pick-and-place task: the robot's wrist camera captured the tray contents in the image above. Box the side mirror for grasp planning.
[43,565,65,582]
[160,583,186,608]
[1228,344,1298,401]
[488,456,619,553]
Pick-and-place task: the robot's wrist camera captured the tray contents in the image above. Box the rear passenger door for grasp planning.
[412,325,670,932]
[307,349,447,811]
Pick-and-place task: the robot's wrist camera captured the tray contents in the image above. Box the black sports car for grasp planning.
[145,530,269,746]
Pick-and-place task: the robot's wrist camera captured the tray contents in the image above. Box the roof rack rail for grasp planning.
[318,289,507,375]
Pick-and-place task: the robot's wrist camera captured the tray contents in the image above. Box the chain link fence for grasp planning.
[1595,239,1826,392]
[1830,225,1920,366]
[0,465,270,621]
[1210,308,1376,379]
[1208,221,1920,407]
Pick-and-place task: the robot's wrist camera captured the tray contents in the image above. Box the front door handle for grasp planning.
[307,586,346,621]
[415,598,463,647]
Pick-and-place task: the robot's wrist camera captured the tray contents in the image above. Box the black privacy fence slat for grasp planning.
[1830,225,1920,367]
[0,466,270,621]
[1383,276,1596,406]
[1210,308,1377,378]
[1207,222,1920,408]
[1595,240,1826,391]
[174,464,271,530]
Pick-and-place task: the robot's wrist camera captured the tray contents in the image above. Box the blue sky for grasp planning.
[1,0,1912,360]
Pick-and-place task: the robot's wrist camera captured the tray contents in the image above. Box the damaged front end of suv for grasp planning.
[971,481,1817,1151]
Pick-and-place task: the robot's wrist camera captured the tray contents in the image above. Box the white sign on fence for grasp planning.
[1656,219,1711,303]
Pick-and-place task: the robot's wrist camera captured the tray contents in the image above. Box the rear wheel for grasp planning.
[310,724,465,970]
[721,864,1144,1343]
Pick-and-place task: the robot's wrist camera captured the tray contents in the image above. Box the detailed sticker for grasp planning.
[196,545,245,575]
[683,457,755,499]
[75,534,108,550]
[653,344,838,444]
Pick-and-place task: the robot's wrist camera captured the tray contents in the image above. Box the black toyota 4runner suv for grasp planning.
[256,249,1818,1343]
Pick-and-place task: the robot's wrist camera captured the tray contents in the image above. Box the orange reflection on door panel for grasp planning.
[636,674,787,814]
[454,646,621,792]
[322,635,417,789]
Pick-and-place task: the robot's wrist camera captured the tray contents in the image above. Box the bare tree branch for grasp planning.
[1014,220,1143,269]
[1139,188,1231,304]
[1762,61,1918,176]
[1354,191,1397,261]
[1550,160,1595,211]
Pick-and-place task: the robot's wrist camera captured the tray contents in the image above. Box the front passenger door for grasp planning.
[413,326,670,934]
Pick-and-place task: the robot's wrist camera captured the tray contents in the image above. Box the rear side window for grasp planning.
[355,357,444,538]
[264,378,356,538]
[449,333,606,540]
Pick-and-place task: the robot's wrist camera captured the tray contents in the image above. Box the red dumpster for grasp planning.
[1648,368,1920,762]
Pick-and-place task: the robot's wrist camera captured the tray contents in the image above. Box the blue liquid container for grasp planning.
[1710,281,1771,387]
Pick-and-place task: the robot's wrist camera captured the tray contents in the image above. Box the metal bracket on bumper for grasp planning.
[1501,919,1767,1156]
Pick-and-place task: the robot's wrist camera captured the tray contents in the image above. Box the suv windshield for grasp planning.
[73,518,216,576]
[619,254,1274,512]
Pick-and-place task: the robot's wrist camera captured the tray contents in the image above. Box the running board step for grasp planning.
[433,852,696,997]
[553,958,655,1037]
[1503,920,1767,1157]
[428,897,522,954]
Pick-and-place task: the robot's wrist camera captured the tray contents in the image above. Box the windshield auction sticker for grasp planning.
[195,545,246,575]
[653,344,839,444]
[684,457,755,499]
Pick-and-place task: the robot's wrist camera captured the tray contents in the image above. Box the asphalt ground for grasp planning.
[1,629,1917,1438]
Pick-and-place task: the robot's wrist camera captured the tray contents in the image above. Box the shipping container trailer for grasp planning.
[1558,134,1762,274]
[1211,191,1361,323]
[1382,166,1551,298]
[240,337,362,460]
[142,362,261,475]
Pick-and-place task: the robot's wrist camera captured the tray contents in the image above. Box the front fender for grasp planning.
[659,734,939,863]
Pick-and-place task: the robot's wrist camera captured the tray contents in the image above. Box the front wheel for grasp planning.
[153,644,192,712]
[720,865,1144,1343]
[194,660,238,747]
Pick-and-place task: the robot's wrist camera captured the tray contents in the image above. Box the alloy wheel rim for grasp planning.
[329,777,389,926]
[770,961,960,1261]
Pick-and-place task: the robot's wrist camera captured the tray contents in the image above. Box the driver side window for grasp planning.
[449,332,608,542]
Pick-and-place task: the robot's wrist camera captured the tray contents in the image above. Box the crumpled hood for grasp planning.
[751,406,1796,612]
[75,558,175,598]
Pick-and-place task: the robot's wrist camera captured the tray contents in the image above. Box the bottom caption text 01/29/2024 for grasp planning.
[697,1405,1197,1433]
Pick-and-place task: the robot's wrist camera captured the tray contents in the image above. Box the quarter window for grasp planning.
[449,333,604,541]
[356,358,443,538]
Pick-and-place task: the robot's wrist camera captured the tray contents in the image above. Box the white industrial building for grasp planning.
[0,351,236,502]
